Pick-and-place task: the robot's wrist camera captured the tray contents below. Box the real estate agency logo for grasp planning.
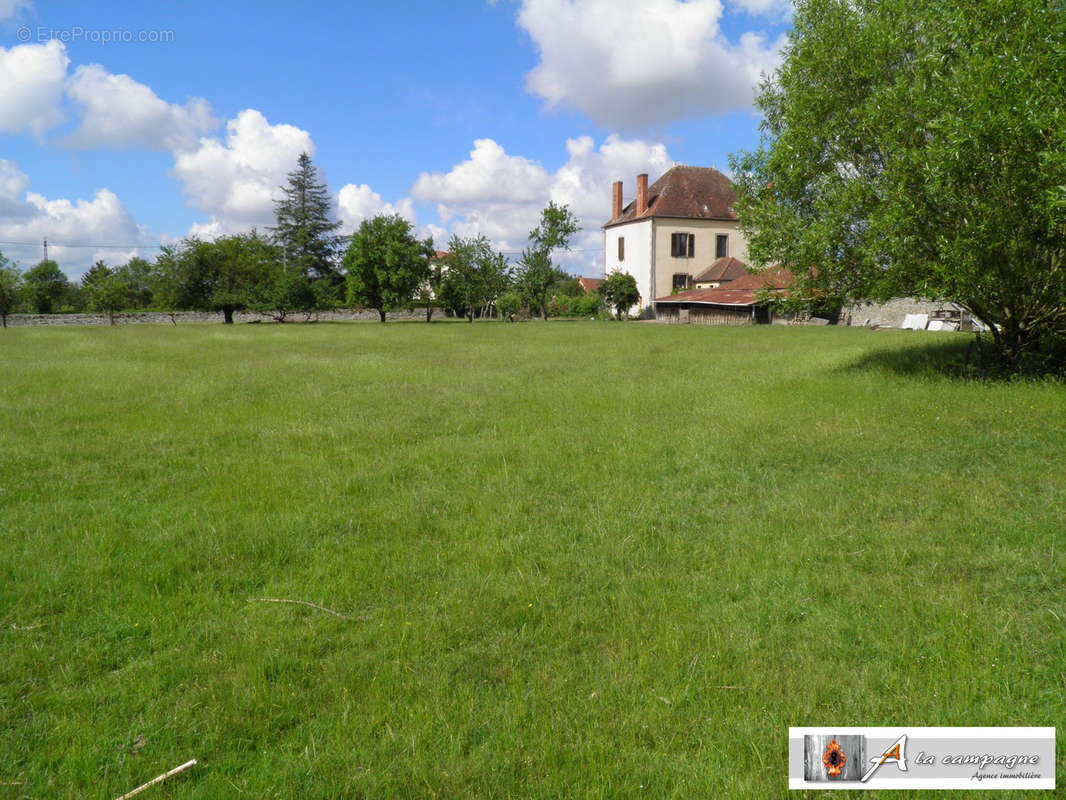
[807,734,908,783]
[793,726,1055,790]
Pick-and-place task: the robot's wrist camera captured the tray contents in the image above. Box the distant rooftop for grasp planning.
[577,277,603,293]
[693,256,749,284]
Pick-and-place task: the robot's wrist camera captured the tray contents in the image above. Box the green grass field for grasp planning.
[1,322,1063,798]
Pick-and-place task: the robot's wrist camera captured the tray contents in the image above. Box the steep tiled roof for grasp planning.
[604,166,737,228]
[693,256,749,283]
[656,267,794,306]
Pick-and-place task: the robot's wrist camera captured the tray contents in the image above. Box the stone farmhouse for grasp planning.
[598,166,975,329]
[602,166,750,313]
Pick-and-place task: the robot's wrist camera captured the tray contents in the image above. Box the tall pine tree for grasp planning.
[271,152,342,282]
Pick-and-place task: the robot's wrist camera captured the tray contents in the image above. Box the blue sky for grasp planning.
[0,0,792,276]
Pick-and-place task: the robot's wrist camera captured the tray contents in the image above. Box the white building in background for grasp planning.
[602,166,750,313]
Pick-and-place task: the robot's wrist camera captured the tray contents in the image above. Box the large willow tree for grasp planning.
[731,0,1066,372]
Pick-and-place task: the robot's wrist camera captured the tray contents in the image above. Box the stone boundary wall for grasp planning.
[5,309,439,327]
[843,298,961,328]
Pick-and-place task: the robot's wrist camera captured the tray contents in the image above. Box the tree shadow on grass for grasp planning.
[848,331,1066,382]
[842,334,985,381]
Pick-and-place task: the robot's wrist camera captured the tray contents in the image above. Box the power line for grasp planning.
[0,239,602,254]
[498,248,602,256]
[0,239,165,250]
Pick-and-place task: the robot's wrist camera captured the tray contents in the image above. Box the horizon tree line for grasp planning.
[0,153,643,327]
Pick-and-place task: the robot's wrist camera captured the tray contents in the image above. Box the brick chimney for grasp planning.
[636,173,648,216]
[611,180,623,222]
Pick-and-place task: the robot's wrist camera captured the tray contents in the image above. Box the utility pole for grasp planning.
[42,237,48,263]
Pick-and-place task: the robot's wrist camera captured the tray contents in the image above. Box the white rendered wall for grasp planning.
[603,219,653,310]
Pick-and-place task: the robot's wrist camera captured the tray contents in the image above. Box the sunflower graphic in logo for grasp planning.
[822,738,847,778]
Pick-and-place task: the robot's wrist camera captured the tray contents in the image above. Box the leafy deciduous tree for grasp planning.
[210,232,285,323]
[601,271,640,319]
[154,232,282,323]
[0,254,22,328]
[89,275,133,326]
[414,254,446,322]
[343,214,432,322]
[258,269,319,323]
[115,256,155,309]
[516,202,579,320]
[83,262,133,325]
[731,0,1066,373]
[22,260,69,314]
[439,235,511,322]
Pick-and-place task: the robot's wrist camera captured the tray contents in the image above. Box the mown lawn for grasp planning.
[1,322,1063,798]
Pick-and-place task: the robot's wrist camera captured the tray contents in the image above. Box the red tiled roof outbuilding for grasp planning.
[656,267,794,306]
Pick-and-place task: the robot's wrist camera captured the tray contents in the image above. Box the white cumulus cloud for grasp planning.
[517,0,785,128]
[0,0,31,21]
[172,109,314,236]
[412,135,674,274]
[0,41,68,137]
[336,183,416,232]
[411,139,551,207]
[549,134,673,223]
[0,159,151,277]
[64,64,217,151]
[0,43,218,150]
[0,158,31,206]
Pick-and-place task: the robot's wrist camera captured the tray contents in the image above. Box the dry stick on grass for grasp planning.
[114,759,197,800]
[247,598,350,619]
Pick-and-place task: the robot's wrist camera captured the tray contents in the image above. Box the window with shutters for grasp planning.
[670,232,695,258]
[617,236,624,261]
